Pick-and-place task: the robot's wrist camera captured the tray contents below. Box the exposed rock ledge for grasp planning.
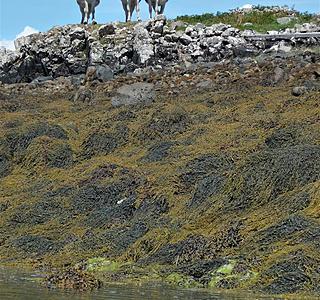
[0,16,319,84]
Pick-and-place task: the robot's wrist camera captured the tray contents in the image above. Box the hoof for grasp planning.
[92,20,97,25]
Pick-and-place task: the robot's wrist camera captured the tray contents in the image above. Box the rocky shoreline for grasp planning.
[0,12,320,298]
[1,16,319,84]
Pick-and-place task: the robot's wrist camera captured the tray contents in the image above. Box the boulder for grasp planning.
[111,82,155,107]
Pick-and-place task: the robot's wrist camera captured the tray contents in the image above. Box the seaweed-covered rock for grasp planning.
[141,141,175,162]
[145,235,216,265]
[180,153,234,189]
[46,267,102,290]
[138,110,190,141]
[257,215,313,245]
[262,251,318,294]
[226,145,320,210]
[0,153,11,177]
[12,235,62,256]
[10,200,63,225]
[1,122,68,160]
[81,126,128,158]
[102,222,149,254]
[22,137,73,169]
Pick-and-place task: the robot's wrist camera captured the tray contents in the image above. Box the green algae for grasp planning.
[86,258,122,272]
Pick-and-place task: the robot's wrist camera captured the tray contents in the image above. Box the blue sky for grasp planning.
[0,0,319,41]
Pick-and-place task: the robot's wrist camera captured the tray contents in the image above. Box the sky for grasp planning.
[0,0,319,49]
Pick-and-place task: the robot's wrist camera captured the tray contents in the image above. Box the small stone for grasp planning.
[98,24,116,37]
[180,34,193,45]
[292,86,307,97]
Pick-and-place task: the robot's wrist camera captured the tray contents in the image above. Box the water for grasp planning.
[0,267,285,300]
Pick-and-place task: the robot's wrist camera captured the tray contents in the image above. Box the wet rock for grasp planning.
[74,86,93,102]
[292,86,307,96]
[111,82,155,107]
[273,66,285,84]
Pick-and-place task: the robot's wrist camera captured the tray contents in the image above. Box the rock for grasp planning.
[74,86,93,102]
[180,34,193,45]
[273,66,285,83]
[133,23,154,65]
[268,41,292,53]
[277,17,295,25]
[292,86,307,96]
[196,79,213,89]
[170,20,186,30]
[86,65,114,82]
[111,82,155,107]
[31,75,54,84]
[98,24,116,37]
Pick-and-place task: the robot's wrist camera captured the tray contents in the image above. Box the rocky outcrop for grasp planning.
[1,16,319,84]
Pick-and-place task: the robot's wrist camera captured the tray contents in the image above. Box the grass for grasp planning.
[175,7,314,33]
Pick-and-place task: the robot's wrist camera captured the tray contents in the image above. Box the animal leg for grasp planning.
[84,0,89,24]
[155,0,159,16]
[127,1,131,21]
[92,7,97,24]
[159,4,165,14]
[136,0,141,21]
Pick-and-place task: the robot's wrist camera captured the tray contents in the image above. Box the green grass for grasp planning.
[175,8,314,33]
